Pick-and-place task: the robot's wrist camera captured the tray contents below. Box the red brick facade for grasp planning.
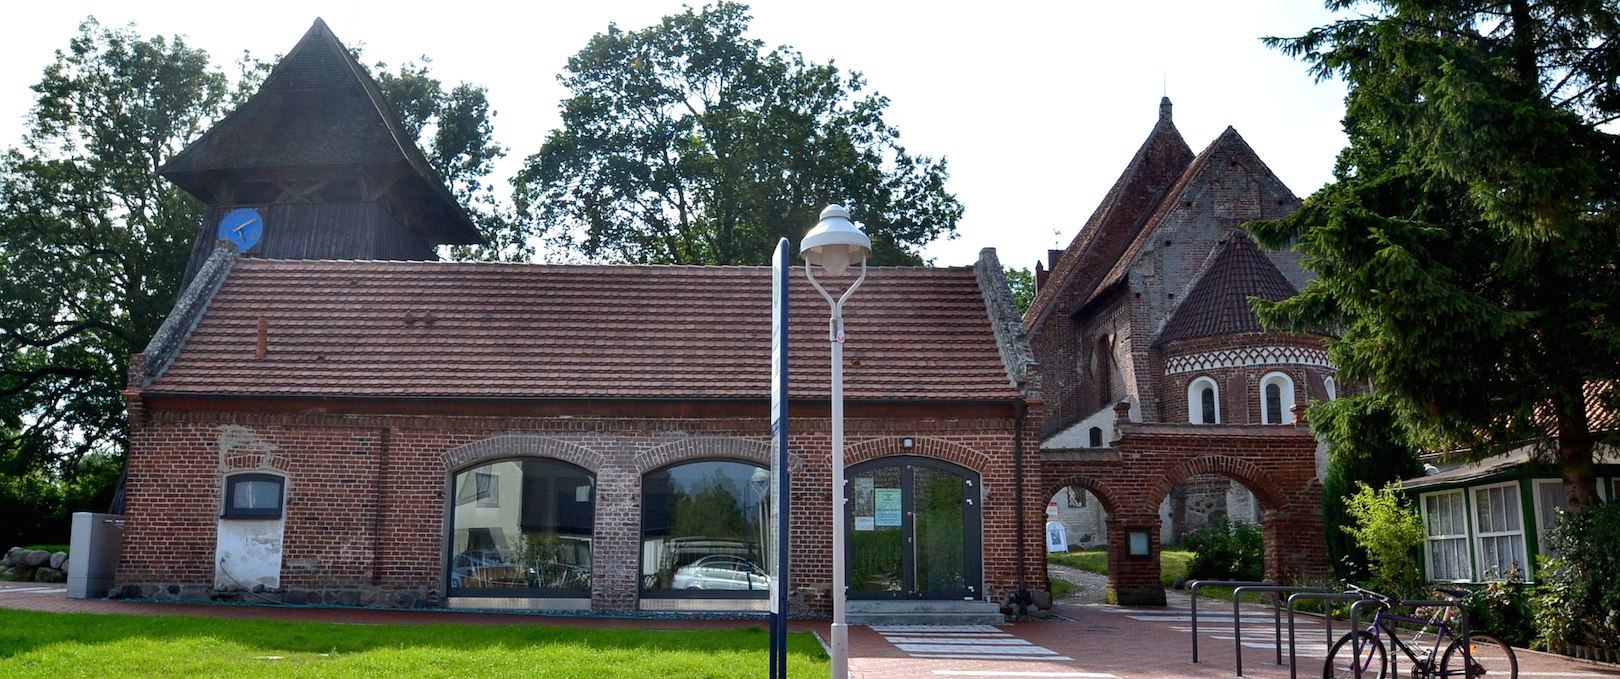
[1024,101,1331,604]
[116,400,1042,614]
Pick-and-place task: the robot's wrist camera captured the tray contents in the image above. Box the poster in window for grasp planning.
[875,488,902,527]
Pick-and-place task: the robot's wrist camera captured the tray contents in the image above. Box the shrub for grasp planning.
[1466,567,1532,647]
[1184,517,1263,582]
[1341,481,1424,598]
[1532,501,1620,651]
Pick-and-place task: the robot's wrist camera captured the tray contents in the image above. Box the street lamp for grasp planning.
[800,204,870,679]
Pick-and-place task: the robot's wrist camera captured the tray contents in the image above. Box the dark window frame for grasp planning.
[222,472,285,519]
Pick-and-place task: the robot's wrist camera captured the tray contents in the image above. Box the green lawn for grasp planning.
[1048,548,1194,589]
[0,609,828,678]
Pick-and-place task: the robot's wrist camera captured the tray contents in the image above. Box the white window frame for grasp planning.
[1323,376,1337,401]
[1471,481,1526,582]
[1187,376,1220,424]
[1420,489,1472,582]
[1260,372,1295,425]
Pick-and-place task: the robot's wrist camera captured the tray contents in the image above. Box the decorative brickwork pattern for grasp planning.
[1164,345,1332,375]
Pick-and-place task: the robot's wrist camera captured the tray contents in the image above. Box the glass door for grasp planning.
[847,457,981,600]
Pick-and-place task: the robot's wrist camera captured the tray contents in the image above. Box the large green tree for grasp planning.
[1254,0,1620,512]
[0,20,509,541]
[1,20,233,496]
[369,58,527,262]
[514,2,961,265]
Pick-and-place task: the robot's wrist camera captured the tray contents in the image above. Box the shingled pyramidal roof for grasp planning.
[1155,230,1299,345]
[159,18,480,245]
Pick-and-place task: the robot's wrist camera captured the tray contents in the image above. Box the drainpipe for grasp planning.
[1014,401,1029,616]
[373,427,390,586]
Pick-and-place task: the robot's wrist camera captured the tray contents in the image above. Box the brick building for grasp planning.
[112,20,1046,619]
[1027,99,1331,604]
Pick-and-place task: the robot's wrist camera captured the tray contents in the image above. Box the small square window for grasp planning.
[223,473,284,519]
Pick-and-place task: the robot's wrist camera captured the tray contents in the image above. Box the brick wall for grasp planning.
[117,402,1041,615]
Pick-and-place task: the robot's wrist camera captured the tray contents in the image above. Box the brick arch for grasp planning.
[632,436,790,474]
[441,435,606,473]
[1042,475,1123,517]
[1147,454,1286,514]
[845,436,992,473]
[222,452,293,474]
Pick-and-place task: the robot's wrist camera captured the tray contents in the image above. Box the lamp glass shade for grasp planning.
[800,205,871,276]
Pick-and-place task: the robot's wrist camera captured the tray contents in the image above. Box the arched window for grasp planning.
[448,458,595,595]
[642,460,771,598]
[1324,376,1337,401]
[1261,372,1296,425]
[1187,377,1220,424]
[1087,427,1103,448]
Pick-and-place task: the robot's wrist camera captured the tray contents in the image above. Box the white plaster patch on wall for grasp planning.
[1164,346,1332,375]
[217,424,279,470]
[215,519,285,590]
[213,424,286,590]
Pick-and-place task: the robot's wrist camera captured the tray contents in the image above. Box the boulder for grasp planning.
[34,567,65,583]
[21,550,51,568]
[49,551,67,570]
[2,547,20,567]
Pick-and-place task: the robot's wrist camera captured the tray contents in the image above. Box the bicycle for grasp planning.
[1323,582,1518,679]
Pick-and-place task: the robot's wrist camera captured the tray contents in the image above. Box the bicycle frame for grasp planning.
[1363,607,1453,673]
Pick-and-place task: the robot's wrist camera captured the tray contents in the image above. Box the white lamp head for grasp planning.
[800,204,872,276]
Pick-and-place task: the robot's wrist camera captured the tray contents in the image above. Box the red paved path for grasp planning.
[3,583,1616,678]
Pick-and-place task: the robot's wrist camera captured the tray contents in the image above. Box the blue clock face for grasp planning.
[218,207,264,252]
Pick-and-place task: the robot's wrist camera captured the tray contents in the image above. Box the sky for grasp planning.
[2,1,1351,270]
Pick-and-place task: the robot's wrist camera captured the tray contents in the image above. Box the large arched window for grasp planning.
[641,460,771,598]
[447,458,595,596]
[1261,372,1296,425]
[1187,376,1220,424]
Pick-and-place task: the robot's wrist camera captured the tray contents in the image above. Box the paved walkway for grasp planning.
[3,582,1618,678]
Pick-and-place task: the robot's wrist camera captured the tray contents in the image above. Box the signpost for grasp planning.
[769,239,791,679]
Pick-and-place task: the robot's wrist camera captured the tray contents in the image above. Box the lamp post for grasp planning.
[800,204,871,679]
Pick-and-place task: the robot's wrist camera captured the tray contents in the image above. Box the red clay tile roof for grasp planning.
[1155,230,1299,345]
[143,259,1023,402]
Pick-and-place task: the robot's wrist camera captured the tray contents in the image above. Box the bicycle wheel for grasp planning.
[1324,630,1388,679]
[1440,632,1517,679]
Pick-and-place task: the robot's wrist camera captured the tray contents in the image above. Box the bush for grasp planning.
[1341,481,1424,598]
[1532,501,1620,651]
[1467,567,1533,647]
[1184,517,1263,582]
[0,452,121,546]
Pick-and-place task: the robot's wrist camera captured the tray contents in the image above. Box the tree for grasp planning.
[1315,394,1423,581]
[0,19,234,503]
[0,20,511,540]
[514,2,961,265]
[368,58,527,262]
[1254,0,1620,512]
[1003,267,1035,314]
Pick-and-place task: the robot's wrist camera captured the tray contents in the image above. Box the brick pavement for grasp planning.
[4,583,1618,678]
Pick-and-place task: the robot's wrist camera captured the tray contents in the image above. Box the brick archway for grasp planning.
[1041,422,1327,605]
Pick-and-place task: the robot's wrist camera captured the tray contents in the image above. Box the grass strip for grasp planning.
[0,608,828,678]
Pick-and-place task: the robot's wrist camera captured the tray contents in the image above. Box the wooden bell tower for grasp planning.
[161,18,482,284]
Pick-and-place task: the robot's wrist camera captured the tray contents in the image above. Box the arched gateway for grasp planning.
[1041,407,1327,605]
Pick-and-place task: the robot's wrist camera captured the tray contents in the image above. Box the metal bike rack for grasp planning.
[1186,579,1271,664]
[1286,592,1363,679]
[1232,585,1328,676]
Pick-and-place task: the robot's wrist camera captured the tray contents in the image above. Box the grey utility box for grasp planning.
[67,512,124,599]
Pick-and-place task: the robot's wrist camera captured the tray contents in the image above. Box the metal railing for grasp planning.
[1187,580,1270,664]
[1286,592,1364,679]
[1231,585,1329,676]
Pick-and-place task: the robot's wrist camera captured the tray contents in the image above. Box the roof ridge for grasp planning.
[1023,101,1194,327]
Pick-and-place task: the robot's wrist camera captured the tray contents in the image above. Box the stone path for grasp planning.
[871,624,1072,662]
